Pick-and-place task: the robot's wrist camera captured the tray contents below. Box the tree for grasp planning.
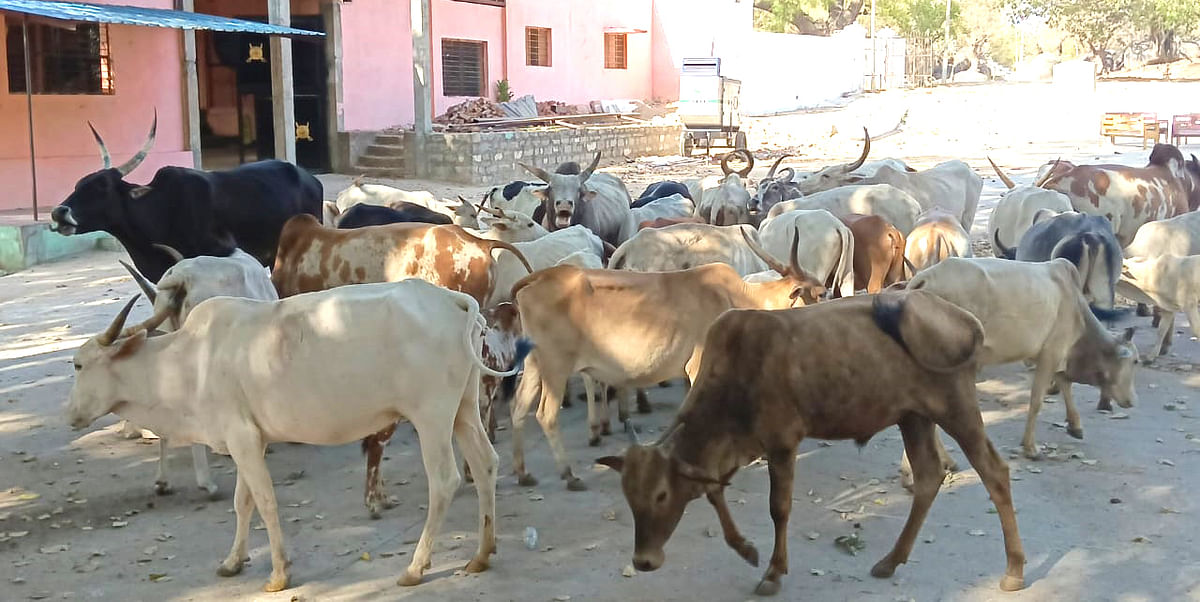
[753,0,865,36]
[877,0,963,41]
[1005,0,1136,65]
[1136,0,1200,63]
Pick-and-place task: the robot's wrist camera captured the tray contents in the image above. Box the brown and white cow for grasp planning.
[508,232,826,490]
[596,291,1024,596]
[840,213,907,293]
[1040,144,1200,246]
[905,208,972,272]
[907,257,1138,461]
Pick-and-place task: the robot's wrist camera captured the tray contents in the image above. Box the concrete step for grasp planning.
[357,167,409,179]
[374,134,404,145]
[357,154,405,168]
[366,143,405,157]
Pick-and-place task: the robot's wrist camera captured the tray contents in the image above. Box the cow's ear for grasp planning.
[112,331,147,360]
[129,186,153,199]
[531,187,549,201]
[595,456,624,473]
[492,222,509,231]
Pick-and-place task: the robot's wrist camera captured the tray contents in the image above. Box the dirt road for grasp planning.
[3,81,1200,601]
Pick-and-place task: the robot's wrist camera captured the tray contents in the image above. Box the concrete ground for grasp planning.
[4,81,1200,601]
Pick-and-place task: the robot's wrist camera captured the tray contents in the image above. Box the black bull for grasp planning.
[50,115,322,282]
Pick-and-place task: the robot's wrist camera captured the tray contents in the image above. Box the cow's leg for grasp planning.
[154,438,173,495]
[615,388,633,431]
[363,424,398,519]
[872,414,941,579]
[1021,358,1055,459]
[192,444,219,499]
[1150,309,1176,360]
[636,388,652,414]
[755,446,797,596]
[1151,305,1162,327]
[535,367,584,491]
[936,432,958,472]
[900,429,956,492]
[940,406,1025,591]
[584,375,605,446]
[217,471,253,578]
[1185,302,1200,341]
[398,421,460,587]
[1137,302,1152,318]
[453,376,499,575]
[510,356,542,486]
[226,430,290,592]
[1059,378,1084,439]
[706,489,758,567]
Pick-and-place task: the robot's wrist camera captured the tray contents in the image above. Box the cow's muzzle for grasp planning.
[554,210,572,229]
[632,549,664,572]
[50,206,78,235]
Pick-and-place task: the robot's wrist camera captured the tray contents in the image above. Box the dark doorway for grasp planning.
[208,15,329,171]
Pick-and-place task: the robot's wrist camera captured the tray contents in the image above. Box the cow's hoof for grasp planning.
[1022,447,1042,461]
[464,556,490,574]
[154,481,174,496]
[217,560,243,577]
[588,435,602,447]
[1000,574,1025,591]
[1097,398,1113,412]
[754,578,781,596]
[397,569,423,587]
[517,473,539,487]
[202,485,221,501]
[566,477,588,491]
[736,542,760,567]
[1066,426,1084,440]
[601,422,612,436]
[870,559,897,578]
[263,572,290,593]
[1046,382,1061,396]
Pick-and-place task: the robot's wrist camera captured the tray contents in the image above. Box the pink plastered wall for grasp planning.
[0,0,191,212]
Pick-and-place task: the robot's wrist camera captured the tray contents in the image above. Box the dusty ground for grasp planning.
[4,81,1200,602]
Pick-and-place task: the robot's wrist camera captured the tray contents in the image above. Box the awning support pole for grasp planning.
[182,0,203,168]
[22,16,38,221]
[268,0,296,164]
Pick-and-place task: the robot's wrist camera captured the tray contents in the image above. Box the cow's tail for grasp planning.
[887,228,907,285]
[992,228,1016,260]
[484,239,534,274]
[830,226,853,297]
[609,242,629,270]
[461,302,533,378]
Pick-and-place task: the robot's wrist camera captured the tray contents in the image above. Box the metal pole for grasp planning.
[182,0,203,168]
[22,16,38,221]
[943,0,952,83]
[411,0,433,178]
[268,0,297,163]
[870,0,877,90]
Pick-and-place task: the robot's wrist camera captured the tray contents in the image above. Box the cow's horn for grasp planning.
[152,243,185,264]
[580,151,602,182]
[88,122,113,169]
[98,295,141,346]
[119,261,157,304]
[1034,158,1062,188]
[120,292,180,339]
[115,109,157,176]
[740,227,789,276]
[844,127,871,172]
[987,156,1016,189]
[519,162,553,183]
[765,154,792,180]
[733,149,754,178]
[720,152,735,176]
[787,229,803,277]
[776,167,796,183]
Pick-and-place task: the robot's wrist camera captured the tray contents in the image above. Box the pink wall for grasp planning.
[340,0,413,131]
[0,0,191,212]
[651,0,753,101]
[431,0,504,115]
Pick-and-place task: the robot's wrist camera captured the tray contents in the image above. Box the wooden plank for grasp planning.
[181,0,202,168]
[268,0,296,163]
[472,112,622,125]
[411,0,432,177]
[552,120,581,129]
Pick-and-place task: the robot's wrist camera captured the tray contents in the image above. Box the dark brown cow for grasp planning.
[1040,144,1200,246]
[272,214,532,517]
[839,213,907,293]
[597,291,1024,596]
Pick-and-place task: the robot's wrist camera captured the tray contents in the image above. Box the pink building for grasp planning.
[0,0,750,212]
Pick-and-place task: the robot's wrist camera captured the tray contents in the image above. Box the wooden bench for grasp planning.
[1172,114,1200,146]
[1101,112,1168,149]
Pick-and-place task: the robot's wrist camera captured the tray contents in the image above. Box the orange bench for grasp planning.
[1101,112,1168,149]
[1172,114,1200,146]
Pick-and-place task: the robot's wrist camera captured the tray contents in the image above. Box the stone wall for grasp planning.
[403,123,683,183]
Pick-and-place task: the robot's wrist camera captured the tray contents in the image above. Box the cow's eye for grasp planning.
[73,362,82,371]
[655,491,667,504]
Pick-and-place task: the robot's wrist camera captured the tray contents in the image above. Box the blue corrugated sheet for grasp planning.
[0,0,324,36]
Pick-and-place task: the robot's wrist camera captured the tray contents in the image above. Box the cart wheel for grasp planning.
[680,133,694,157]
[734,131,748,150]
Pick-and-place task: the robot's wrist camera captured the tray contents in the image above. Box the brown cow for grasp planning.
[839,213,907,293]
[1040,144,1200,246]
[637,216,706,230]
[597,291,1024,596]
[271,213,533,518]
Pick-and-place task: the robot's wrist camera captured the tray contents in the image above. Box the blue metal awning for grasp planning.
[0,0,324,37]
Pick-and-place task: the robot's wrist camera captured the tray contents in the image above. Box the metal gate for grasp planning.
[905,36,944,88]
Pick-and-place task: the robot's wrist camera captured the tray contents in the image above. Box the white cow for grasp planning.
[483,181,547,217]
[695,150,755,226]
[631,193,696,226]
[1123,211,1200,259]
[758,209,854,297]
[987,157,1073,258]
[474,208,551,243]
[327,179,477,227]
[66,280,516,592]
[1119,255,1200,360]
[609,223,770,276]
[489,226,607,305]
[120,248,277,499]
[763,184,922,235]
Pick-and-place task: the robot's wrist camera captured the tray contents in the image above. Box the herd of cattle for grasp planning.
[45,117,1200,595]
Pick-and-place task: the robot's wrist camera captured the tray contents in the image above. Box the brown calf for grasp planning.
[839,213,907,293]
[598,291,1024,596]
[272,214,532,518]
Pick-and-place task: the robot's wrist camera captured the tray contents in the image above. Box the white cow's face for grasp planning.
[66,334,144,431]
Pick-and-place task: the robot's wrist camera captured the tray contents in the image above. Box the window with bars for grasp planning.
[7,22,114,95]
[525,26,551,67]
[604,33,627,70]
[441,39,487,97]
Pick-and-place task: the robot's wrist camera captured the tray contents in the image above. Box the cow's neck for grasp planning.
[738,279,794,310]
[1064,306,1112,382]
[665,410,760,487]
[107,336,199,441]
